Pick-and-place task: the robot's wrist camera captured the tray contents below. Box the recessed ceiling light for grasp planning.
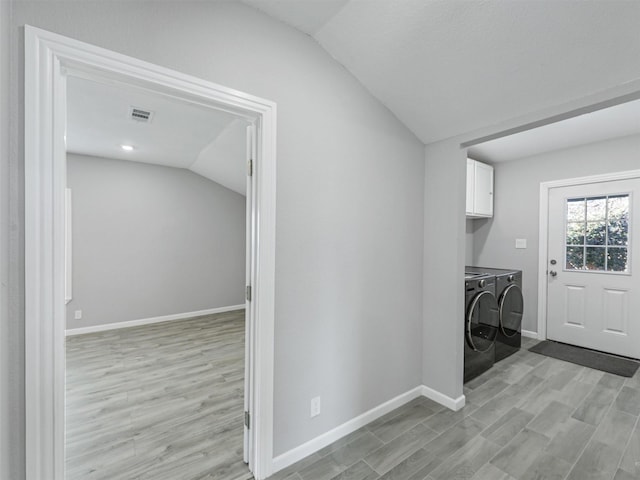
[121,144,135,151]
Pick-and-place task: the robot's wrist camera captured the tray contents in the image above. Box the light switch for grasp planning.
[515,239,527,249]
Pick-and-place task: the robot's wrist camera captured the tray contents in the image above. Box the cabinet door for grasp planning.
[474,162,493,216]
[466,159,474,215]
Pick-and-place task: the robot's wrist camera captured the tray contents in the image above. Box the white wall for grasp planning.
[66,154,246,330]
[0,1,15,478]
[474,133,640,333]
[465,219,476,265]
[4,1,425,472]
[423,140,466,402]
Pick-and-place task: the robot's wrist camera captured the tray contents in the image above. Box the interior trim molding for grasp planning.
[421,385,465,411]
[271,386,424,475]
[271,384,465,476]
[24,25,277,480]
[521,329,539,340]
[65,305,246,336]
[537,169,640,346]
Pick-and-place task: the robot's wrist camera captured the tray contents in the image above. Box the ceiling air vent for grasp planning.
[129,106,154,123]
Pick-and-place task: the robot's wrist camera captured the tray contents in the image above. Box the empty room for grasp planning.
[64,76,252,479]
[3,1,640,480]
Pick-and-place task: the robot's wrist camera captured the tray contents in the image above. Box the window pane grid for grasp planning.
[565,194,629,272]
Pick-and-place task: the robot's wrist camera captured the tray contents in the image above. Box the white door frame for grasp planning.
[24,26,277,480]
[537,169,640,341]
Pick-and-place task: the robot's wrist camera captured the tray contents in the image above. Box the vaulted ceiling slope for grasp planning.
[241,0,640,144]
[67,76,248,195]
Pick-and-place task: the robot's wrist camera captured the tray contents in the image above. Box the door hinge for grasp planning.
[246,285,252,302]
[244,411,250,429]
[248,159,253,177]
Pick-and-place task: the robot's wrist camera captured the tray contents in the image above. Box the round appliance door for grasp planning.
[499,284,524,337]
[466,290,499,352]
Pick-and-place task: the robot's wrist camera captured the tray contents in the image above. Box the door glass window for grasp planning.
[565,194,630,272]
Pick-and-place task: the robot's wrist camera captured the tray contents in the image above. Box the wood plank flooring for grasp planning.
[65,310,252,480]
[269,337,640,480]
[68,322,640,480]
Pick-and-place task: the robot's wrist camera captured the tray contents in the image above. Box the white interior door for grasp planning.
[243,124,256,466]
[547,177,640,358]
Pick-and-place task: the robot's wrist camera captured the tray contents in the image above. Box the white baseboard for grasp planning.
[271,383,464,475]
[65,304,246,336]
[421,385,465,411]
[522,329,539,340]
[271,386,423,474]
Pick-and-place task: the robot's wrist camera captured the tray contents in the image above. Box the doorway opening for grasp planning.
[63,74,254,479]
[539,172,640,358]
[463,95,640,360]
[25,26,277,480]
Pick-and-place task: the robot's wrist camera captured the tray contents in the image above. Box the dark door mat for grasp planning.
[529,340,640,377]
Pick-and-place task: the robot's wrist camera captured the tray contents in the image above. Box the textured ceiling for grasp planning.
[241,0,640,145]
[67,2,640,170]
[240,0,349,35]
[67,76,248,195]
[469,98,640,163]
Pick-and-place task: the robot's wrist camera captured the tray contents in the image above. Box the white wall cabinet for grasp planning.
[466,158,494,218]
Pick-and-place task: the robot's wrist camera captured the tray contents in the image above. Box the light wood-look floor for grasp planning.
[269,337,640,480]
[68,321,640,480]
[65,310,252,480]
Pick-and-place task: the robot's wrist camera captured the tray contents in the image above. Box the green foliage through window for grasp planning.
[565,195,629,272]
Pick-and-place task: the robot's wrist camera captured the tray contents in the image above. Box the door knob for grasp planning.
[549,270,557,277]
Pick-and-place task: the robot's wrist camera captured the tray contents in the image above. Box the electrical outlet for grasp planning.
[310,396,321,418]
[74,310,82,320]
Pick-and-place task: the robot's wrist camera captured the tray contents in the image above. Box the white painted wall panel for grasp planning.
[0,1,15,478]
[423,140,465,402]
[66,154,246,329]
